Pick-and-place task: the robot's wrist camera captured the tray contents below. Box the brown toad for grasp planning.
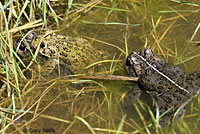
[15,31,107,75]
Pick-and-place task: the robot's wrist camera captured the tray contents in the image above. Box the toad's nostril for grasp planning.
[126,57,131,66]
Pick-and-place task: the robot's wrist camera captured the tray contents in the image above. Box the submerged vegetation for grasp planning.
[0,0,200,133]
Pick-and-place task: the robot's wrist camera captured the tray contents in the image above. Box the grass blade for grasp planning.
[74,116,96,134]
[116,115,126,134]
[14,0,29,27]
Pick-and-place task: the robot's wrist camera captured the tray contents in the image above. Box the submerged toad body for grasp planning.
[126,48,200,125]
[16,31,107,74]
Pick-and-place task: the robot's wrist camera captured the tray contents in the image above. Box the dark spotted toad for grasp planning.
[126,48,200,126]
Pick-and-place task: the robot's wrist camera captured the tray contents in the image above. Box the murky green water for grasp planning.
[14,0,200,133]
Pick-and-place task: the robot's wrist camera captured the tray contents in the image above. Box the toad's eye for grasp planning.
[40,42,45,48]
[126,57,131,66]
[145,48,151,54]
[144,48,152,56]
[19,45,26,51]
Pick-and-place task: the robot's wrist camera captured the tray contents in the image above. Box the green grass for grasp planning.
[160,1,200,13]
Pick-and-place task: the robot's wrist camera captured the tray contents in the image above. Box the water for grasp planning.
[12,0,200,133]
